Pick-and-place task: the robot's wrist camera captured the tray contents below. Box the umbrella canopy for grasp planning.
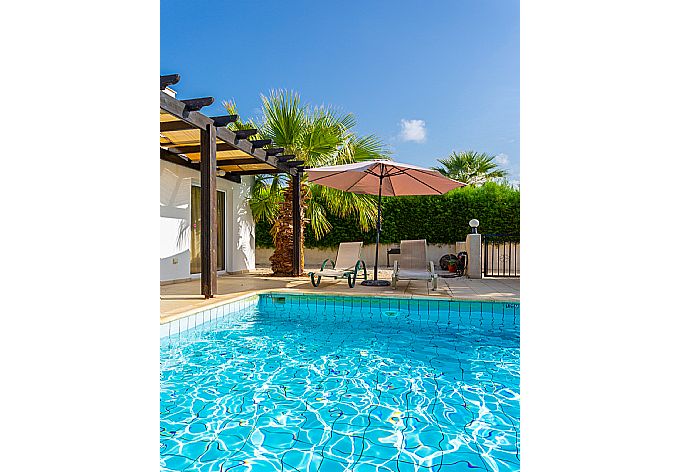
[306,160,465,286]
[306,160,464,196]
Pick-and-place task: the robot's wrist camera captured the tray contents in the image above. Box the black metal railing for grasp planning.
[483,234,520,277]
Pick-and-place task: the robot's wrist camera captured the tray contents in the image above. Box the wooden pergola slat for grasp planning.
[160,115,237,132]
[165,142,248,155]
[216,158,265,166]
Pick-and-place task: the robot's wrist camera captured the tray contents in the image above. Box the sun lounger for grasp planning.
[392,239,438,290]
[308,241,367,288]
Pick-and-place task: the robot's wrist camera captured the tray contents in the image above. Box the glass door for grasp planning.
[190,186,226,274]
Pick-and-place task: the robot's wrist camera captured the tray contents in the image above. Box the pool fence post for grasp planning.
[466,219,482,279]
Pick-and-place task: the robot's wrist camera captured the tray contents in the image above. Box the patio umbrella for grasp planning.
[306,160,465,286]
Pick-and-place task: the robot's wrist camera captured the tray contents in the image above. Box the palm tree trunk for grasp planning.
[269,178,306,276]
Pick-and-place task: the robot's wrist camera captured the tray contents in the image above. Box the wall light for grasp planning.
[469,219,479,234]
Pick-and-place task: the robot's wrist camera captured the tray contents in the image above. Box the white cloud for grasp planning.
[399,119,427,143]
[495,153,509,165]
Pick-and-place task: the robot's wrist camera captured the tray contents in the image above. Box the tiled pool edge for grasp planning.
[160,290,520,339]
[159,293,260,339]
[161,287,519,325]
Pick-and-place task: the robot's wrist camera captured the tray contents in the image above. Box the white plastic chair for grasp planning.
[392,239,438,290]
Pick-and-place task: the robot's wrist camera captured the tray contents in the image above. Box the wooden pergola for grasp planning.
[160,74,303,298]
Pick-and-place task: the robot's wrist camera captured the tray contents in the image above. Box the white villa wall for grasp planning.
[160,160,255,282]
[229,177,255,272]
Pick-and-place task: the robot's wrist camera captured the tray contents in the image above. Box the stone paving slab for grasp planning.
[160,268,519,322]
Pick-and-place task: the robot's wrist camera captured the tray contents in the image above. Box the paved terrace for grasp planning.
[161,268,519,323]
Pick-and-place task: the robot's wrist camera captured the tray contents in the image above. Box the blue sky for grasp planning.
[161,0,519,181]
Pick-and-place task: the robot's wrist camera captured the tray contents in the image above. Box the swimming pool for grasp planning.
[160,294,520,471]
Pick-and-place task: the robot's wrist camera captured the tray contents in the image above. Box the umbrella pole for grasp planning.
[362,174,390,286]
[374,177,382,280]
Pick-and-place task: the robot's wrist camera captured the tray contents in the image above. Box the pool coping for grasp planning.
[160,288,520,326]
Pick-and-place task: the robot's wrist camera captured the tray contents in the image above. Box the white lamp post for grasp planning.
[466,219,482,278]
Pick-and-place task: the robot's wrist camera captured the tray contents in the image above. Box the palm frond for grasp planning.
[350,134,391,162]
[299,107,352,165]
[243,89,389,240]
[305,197,332,240]
[248,175,284,223]
[259,90,305,152]
[433,150,508,185]
[309,184,378,233]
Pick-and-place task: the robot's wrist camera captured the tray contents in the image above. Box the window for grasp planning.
[190,186,226,273]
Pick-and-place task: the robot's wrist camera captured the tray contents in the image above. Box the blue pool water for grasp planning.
[160,294,520,471]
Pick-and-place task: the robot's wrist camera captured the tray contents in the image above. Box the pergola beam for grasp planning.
[160,115,238,132]
[233,129,258,140]
[160,91,212,130]
[160,148,195,168]
[181,97,214,111]
[220,173,241,183]
[211,115,239,128]
[228,169,282,176]
[250,139,272,150]
[215,126,296,176]
[277,155,296,162]
[160,149,240,183]
[265,147,284,156]
[160,74,180,90]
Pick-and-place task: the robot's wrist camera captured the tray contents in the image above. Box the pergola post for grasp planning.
[200,123,217,298]
[292,173,302,276]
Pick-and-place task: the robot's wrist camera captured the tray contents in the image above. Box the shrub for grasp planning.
[255,182,519,248]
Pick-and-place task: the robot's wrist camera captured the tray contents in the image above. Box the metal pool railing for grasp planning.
[483,234,520,277]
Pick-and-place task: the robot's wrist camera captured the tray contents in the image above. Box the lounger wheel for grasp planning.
[310,273,322,287]
[347,273,355,288]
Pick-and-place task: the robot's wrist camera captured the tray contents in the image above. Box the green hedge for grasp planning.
[256,182,519,248]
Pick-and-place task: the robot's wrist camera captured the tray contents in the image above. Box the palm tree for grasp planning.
[432,151,508,186]
[224,90,389,276]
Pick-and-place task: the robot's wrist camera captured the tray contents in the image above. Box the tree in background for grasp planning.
[224,90,389,276]
[432,151,508,186]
